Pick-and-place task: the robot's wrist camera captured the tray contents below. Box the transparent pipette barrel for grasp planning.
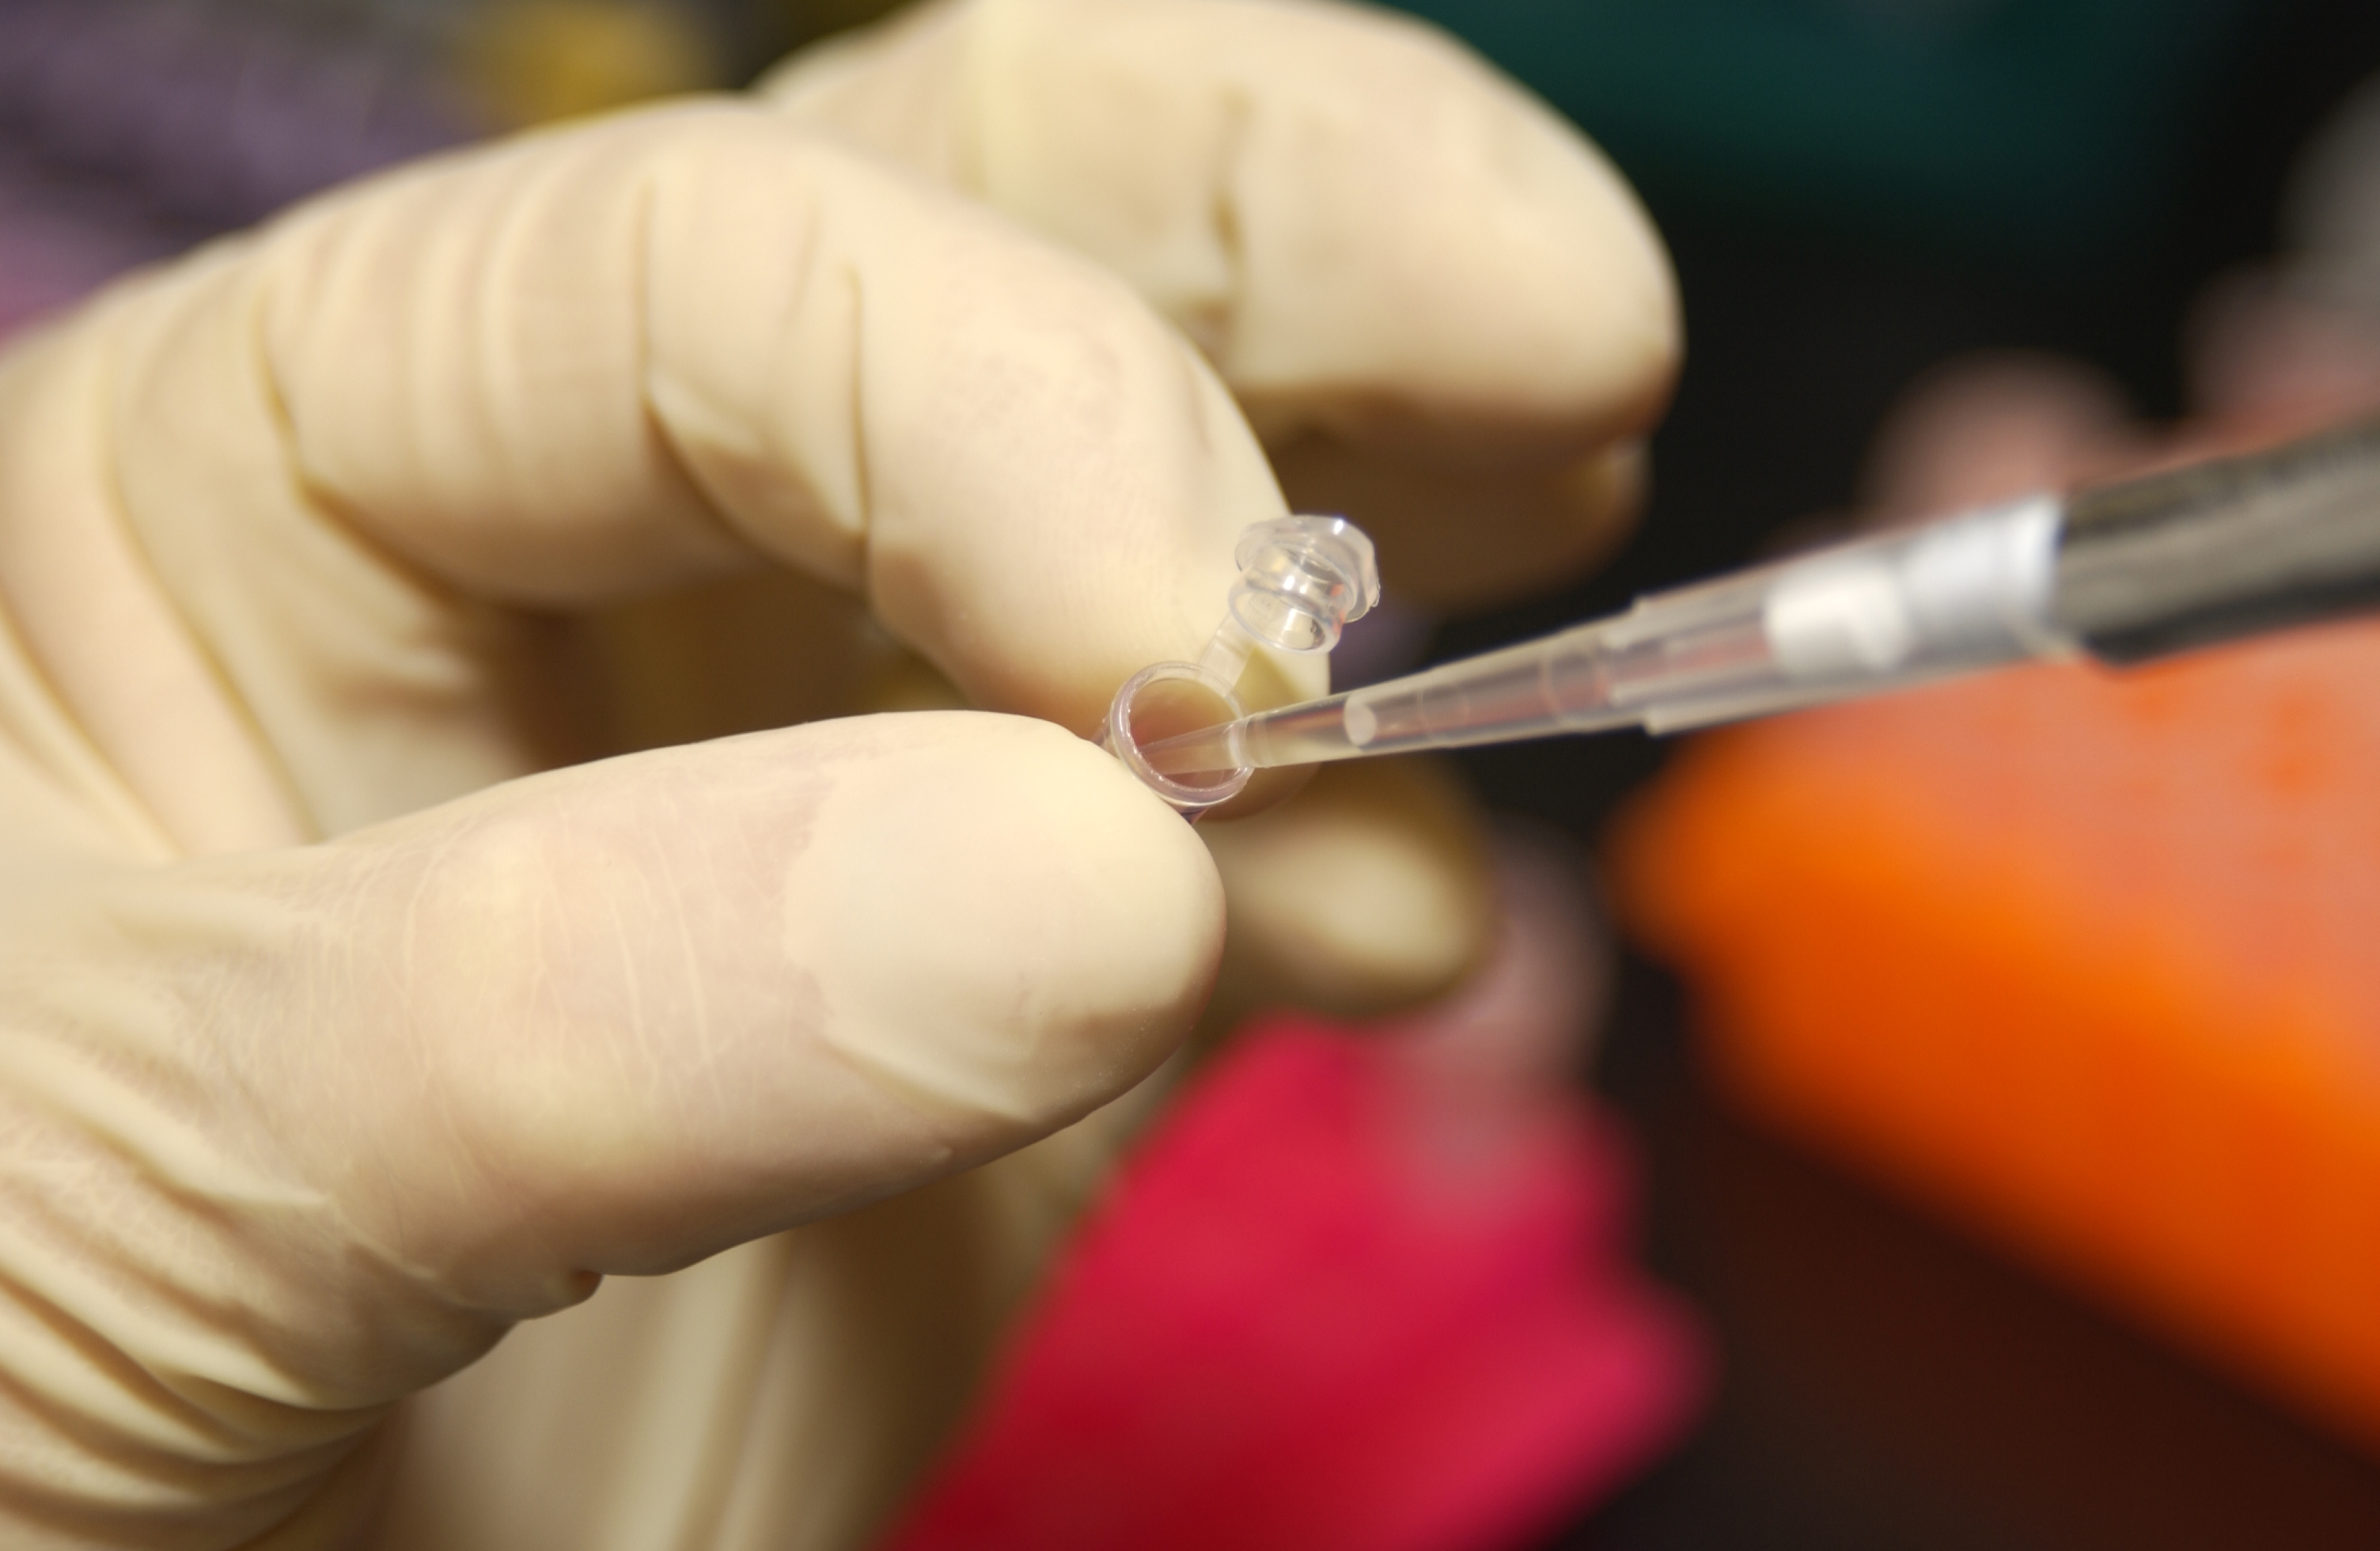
[1140,495,2072,777]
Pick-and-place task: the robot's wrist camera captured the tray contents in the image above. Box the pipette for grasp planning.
[1110,417,2380,811]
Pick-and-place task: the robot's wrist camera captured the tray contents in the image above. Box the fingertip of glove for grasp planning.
[786,715,1226,1139]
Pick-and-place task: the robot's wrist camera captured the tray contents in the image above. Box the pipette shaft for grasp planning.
[1141,417,2380,779]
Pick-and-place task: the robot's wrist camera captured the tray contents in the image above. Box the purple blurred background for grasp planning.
[0,0,496,334]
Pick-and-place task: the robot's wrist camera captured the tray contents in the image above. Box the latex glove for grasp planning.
[594,0,1672,1017]
[0,2,1674,1546]
[760,0,1670,608]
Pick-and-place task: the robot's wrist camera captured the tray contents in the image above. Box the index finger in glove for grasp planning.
[764,0,1680,602]
[0,101,1306,849]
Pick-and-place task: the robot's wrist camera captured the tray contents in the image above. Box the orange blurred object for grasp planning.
[1610,620,2380,1451]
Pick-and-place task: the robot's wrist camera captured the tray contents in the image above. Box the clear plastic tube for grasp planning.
[1140,495,2072,777]
[1097,514,1379,813]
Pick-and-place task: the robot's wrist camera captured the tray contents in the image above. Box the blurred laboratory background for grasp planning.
[11,2,2380,1548]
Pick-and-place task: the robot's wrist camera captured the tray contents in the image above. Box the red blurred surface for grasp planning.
[884,1017,1704,1551]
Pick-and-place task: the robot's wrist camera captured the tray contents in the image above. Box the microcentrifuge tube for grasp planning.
[1103,516,1379,814]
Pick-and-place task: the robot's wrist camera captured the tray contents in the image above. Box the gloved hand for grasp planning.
[0,1,1673,1545]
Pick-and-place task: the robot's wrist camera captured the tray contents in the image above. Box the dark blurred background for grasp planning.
[9,2,2380,1545]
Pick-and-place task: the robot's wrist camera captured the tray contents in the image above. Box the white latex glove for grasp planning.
[763,0,1672,607]
[0,2,1674,1545]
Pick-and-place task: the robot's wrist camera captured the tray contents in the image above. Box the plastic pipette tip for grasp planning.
[1137,721,1245,777]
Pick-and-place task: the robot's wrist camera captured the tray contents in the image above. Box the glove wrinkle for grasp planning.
[0,312,308,859]
[637,117,872,593]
